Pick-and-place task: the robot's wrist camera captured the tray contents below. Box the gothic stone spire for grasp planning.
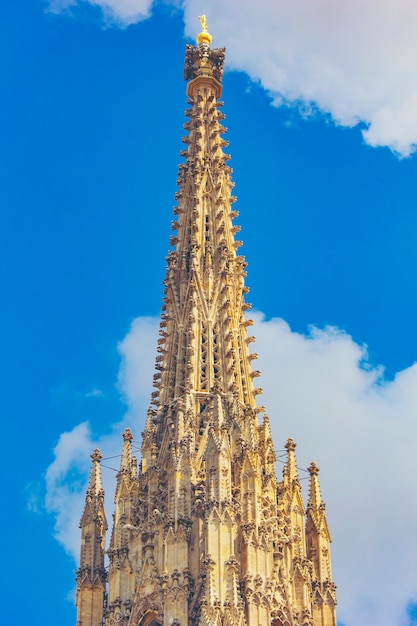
[76,18,337,626]
[152,34,259,422]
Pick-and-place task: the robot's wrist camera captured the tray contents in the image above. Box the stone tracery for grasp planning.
[75,20,337,626]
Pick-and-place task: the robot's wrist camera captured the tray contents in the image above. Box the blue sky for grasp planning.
[2,2,417,626]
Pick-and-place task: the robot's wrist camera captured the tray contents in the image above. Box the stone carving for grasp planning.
[184,45,225,83]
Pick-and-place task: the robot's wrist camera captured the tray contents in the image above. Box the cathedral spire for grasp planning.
[75,19,337,626]
[75,449,107,626]
[151,15,260,434]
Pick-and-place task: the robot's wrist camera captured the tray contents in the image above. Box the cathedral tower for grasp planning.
[76,18,337,626]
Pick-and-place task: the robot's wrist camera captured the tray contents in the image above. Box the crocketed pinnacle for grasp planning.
[306,462,337,614]
[86,448,104,500]
[284,437,300,485]
[79,449,106,536]
[306,461,332,543]
[77,449,107,586]
[307,461,323,511]
[120,427,134,471]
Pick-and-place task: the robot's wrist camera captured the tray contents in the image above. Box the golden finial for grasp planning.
[199,15,208,31]
[197,14,212,46]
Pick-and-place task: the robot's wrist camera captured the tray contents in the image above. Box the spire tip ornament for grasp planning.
[91,448,102,462]
[197,14,212,46]
[184,15,224,97]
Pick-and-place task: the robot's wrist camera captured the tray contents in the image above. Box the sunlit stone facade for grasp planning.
[75,22,337,626]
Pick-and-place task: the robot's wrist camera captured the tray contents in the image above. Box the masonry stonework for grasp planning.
[75,20,337,626]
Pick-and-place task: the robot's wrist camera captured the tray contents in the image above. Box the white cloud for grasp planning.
[44,317,158,561]
[117,316,160,414]
[181,0,417,156]
[46,0,153,26]
[45,421,96,559]
[25,481,44,514]
[90,0,152,25]
[250,313,417,626]
[85,387,103,397]
[45,313,417,625]
[50,0,417,155]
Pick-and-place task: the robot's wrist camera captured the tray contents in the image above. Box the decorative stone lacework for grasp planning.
[76,20,337,626]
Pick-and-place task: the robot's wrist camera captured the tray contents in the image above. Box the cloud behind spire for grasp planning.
[46,0,417,155]
[44,313,417,626]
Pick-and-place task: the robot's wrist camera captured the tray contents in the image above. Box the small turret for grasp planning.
[120,427,136,474]
[306,462,337,626]
[278,439,313,623]
[75,449,107,626]
[285,438,299,485]
[106,429,138,625]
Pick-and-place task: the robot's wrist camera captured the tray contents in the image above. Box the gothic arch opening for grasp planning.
[139,613,162,626]
[272,614,291,626]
